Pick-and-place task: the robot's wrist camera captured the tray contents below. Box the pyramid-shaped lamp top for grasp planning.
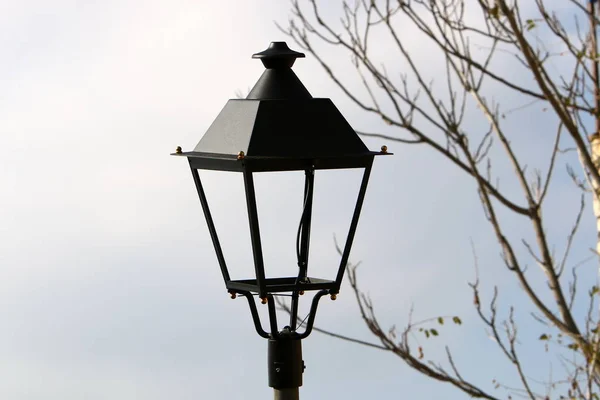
[178,42,385,171]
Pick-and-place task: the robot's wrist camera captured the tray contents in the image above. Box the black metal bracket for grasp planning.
[239,291,269,339]
[236,289,329,340]
[297,289,328,339]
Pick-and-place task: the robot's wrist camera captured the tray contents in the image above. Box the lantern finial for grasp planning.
[252,41,305,69]
[247,41,311,100]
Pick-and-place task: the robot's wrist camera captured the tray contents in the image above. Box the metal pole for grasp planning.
[274,388,299,400]
[268,329,303,400]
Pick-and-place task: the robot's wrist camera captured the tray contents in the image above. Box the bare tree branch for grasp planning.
[279,0,600,397]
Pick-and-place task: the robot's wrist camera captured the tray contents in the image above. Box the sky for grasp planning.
[1,1,597,399]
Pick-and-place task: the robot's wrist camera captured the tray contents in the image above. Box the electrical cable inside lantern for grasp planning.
[295,192,308,267]
[295,169,314,286]
[290,169,314,332]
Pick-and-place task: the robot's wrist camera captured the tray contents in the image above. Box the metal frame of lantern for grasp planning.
[182,150,378,339]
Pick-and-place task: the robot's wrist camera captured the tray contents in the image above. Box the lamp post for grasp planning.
[173,41,390,400]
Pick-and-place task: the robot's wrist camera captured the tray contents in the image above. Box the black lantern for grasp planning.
[174,42,389,398]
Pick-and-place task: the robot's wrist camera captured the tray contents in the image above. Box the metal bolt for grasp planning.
[299,290,304,295]
[330,294,337,301]
[229,291,236,299]
[237,151,245,160]
[380,145,388,153]
[260,297,268,304]
[276,368,281,373]
[176,146,182,154]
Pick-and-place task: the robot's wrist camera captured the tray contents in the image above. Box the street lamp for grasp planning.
[173,41,389,400]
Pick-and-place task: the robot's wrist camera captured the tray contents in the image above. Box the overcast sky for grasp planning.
[1,1,596,399]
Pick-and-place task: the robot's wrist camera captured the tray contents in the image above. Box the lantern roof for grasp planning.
[173,42,388,171]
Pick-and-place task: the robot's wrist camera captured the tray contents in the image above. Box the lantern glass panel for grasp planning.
[249,166,366,287]
[308,168,365,281]
[197,169,253,282]
[252,171,306,280]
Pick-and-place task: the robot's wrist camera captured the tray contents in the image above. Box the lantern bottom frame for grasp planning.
[226,276,334,294]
